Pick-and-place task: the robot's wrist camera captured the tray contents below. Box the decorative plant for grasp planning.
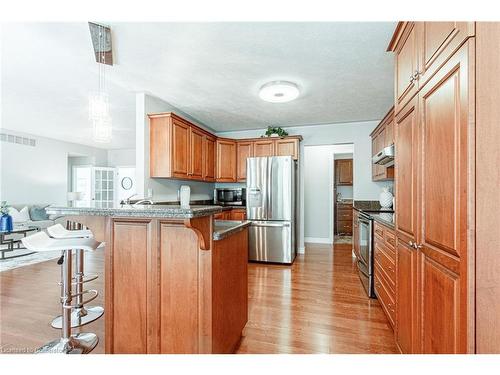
[264,126,288,137]
[0,201,9,216]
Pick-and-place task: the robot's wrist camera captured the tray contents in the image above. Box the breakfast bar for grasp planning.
[46,204,250,354]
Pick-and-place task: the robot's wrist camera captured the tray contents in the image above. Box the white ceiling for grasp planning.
[1,22,395,149]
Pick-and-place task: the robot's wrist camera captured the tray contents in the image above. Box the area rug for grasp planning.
[334,235,353,244]
[0,247,61,272]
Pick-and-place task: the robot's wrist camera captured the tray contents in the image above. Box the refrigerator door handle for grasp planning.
[249,221,291,227]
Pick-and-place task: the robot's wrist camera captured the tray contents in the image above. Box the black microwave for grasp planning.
[214,188,246,206]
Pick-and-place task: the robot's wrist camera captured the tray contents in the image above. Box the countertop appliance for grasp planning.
[246,156,297,264]
[214,187,246,206]
[372,144,395,166]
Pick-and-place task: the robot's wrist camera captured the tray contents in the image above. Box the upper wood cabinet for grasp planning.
[189,127,204,180]
[171,118,190,178]
[335,159,353,186]
[203,135,216,182]
[236,141,254,182]
[253,139,275,157]
[149,113,215,182]
[275,138,300,160]
[150,112,302,183]
[389,22,419,114]
[417,22,474,89]
[216,139,237,182]
[388,22,475,115]
[370,107,395,181]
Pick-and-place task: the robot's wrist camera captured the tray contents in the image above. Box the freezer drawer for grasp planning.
[248,221,296,264]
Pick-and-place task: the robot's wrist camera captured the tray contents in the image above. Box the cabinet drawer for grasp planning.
[374,243,396,293]
[374,223,385,240]
[384,229,396,252]
[337,210,353,221]
[374,273,396,329]
[337,220,352,232]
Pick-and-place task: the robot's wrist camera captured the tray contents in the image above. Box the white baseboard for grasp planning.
[298,246,305,254]
[304,237,333,244]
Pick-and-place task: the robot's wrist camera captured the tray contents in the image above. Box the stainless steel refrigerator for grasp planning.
[246,156,297,264]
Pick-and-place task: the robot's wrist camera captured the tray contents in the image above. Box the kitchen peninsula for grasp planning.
[46,204,250,354]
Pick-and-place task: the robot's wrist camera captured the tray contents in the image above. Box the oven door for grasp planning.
[358,217,372,270]
[357,216,375,297]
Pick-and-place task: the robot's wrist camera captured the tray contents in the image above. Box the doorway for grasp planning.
[333,153,354,244]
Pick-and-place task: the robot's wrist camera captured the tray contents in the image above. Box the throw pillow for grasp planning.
[30,205,49,221]
[8,206,30,223]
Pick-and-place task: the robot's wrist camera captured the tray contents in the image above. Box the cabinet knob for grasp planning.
[415,243,423,250]
[408,240,414,247]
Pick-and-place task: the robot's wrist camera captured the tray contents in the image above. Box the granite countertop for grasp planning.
[370,212,395,229]
[46,204,224,219]
[213,220,251,241]
[353,200,394,213]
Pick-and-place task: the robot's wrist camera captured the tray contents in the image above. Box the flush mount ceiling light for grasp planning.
[259,81,300,103]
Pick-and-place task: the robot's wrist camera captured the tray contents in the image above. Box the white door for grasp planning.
[93,167,115,208]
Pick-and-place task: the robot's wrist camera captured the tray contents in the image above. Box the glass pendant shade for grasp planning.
[92,116,112,143]
[88,92,110,121]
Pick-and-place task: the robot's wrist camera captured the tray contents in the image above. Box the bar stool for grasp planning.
[22,231,104,354]
[47,223,104,329]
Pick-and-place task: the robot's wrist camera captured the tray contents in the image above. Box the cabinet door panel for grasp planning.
[396,240,419,354]
[216,140,237,182]
[237,141,254,181]
[395,22,418,114]
[189,127,204,180]
[395,96,418,242]
[172,119,189,178]
[275,138,299,159]
[203,136,216,181]
[418,41,472,354]
[418,22,474,88]
[254,140,275,157]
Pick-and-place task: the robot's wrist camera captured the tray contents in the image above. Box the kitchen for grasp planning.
[0,16,499,364]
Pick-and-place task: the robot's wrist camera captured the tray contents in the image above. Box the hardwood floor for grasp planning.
[0,243,398,354]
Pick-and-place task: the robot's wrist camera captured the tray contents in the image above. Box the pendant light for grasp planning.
[88,22,113,143]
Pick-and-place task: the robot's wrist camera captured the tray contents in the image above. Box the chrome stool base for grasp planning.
[36,333,98,354]
[51,306,104,329]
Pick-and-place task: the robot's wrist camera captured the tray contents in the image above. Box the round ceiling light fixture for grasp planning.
[259,81,300,103]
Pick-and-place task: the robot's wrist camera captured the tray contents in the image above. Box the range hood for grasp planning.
[372,144,395,166]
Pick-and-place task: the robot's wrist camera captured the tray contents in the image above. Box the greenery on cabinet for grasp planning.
[264,126,288,137]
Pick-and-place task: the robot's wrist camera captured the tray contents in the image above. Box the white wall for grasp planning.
[0,129,108,205]
[217,120,394,251]
[135,93,216,202]
[108,148,136,167]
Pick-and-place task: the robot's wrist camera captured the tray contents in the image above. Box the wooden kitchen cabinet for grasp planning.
[371,107,395,181]
[203,135,216,181]
[417,40,472,354]
[396,238,419,354]
[253,139,275,157]
[389,22,419,114]
[275,138,300,160]
[236,141,254,181]
[373,222,397,330]
[189,126,204,180]
[335,159,353,186]
[230,208,246,221]
[149,113,215,182]
[216,139,237,182]
[417,22,474,89]
[171,118,190,178]
[389,24,475,353]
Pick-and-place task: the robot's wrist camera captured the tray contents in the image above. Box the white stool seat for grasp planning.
[47,223,93,239]
[22,231,104,253]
